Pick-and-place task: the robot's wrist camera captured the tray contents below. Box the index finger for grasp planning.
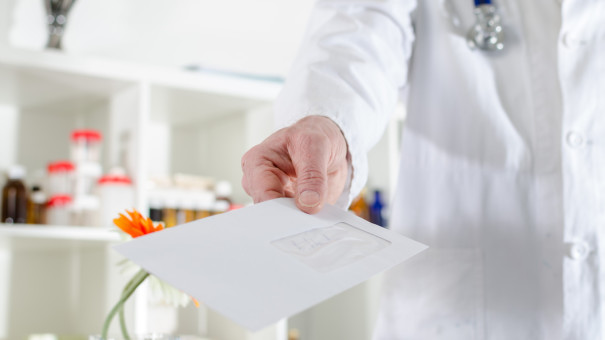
[241,146,292,203]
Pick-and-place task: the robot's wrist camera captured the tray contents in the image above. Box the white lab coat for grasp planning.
[276,0,605,339]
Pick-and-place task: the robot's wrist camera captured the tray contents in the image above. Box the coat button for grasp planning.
[566,131,585,148]
[562,32,587,48]
[568,242,590,261]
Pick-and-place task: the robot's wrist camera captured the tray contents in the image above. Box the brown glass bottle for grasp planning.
[27,185,47,224]
[2,166,27,224]
[349,188,370,222]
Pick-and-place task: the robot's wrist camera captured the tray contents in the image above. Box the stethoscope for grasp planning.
[467,0,504,51]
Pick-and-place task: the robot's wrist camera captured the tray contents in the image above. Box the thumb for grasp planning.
[291,136,330,214]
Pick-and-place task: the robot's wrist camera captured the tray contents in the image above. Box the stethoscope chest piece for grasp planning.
[467,2,504,51]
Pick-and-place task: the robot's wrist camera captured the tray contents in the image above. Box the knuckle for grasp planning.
[297,168,326,188]
[295,131,329,149]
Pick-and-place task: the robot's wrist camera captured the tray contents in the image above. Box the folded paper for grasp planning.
[114,198,427,331]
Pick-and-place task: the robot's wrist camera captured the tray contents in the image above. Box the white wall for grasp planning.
[0,0,16,45]
[0,105,18,173]
[5,0,315,76]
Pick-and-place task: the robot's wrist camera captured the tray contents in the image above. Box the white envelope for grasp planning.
[114,198,427,331]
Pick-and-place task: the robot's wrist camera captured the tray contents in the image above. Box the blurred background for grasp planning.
[0,0,403,339]
[4,0,313,75]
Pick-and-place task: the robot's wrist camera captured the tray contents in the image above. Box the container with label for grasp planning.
[71,195,100,226]
[97,170,134,227]
[71,129,102,163]
[47,195,72,225]
[73,162,102,196]
[47,161,74,195]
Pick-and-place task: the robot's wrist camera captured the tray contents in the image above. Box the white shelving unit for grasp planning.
[0,45,402,340]
[0,45,281,340]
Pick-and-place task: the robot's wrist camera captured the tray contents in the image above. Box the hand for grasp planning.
[241,116,349,214]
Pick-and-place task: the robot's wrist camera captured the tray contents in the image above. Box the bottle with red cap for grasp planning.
[71,129,102,163]
[70,129,103,226]
[47,160,74,196]
[97,167,134,227]
[47,195,72,225]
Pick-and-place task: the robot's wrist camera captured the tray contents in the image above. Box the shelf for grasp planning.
[0,224,121,250]
[149,84,267,126]
[0,223,119,241]
[0,46,282,109]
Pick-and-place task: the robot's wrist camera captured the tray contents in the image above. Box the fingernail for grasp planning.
[299,190,320,207]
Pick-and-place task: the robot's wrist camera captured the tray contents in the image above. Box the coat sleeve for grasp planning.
[275,0,417,208]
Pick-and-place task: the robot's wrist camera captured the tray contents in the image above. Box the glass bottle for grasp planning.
[149,195,164,224]
[215,180,233,207]
[349,188,370,221]
[194,190,214,220]
[177,191,196,224]
[2,165,27,224]
[27,185,47,224]
[370,189,386,227]
[162,190,178,228]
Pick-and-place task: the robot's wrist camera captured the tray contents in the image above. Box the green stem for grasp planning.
[102,269,149,340]
[119,304,130,340]
[117,270,144,340]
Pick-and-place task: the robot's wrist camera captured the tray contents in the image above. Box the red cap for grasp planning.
[98,174,132,185]
[71,129,102,142]
[47,195,72,207]
[48,161,75,173]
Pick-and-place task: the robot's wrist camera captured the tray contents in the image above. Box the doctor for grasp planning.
[241,0,605,339]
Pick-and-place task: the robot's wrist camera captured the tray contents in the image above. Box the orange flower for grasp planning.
[113,209,164,238]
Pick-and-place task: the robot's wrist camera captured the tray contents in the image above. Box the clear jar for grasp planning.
[71,194,100,227]
[73,161,102,196]
[98,172,134,227]
[47,161,74,196]
[46,195,72,225]
[71,129,102,163]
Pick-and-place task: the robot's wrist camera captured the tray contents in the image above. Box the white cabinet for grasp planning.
[0,46,402,340]
[0,46,279,340]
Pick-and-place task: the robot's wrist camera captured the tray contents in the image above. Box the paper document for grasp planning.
[114,198,427,331]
